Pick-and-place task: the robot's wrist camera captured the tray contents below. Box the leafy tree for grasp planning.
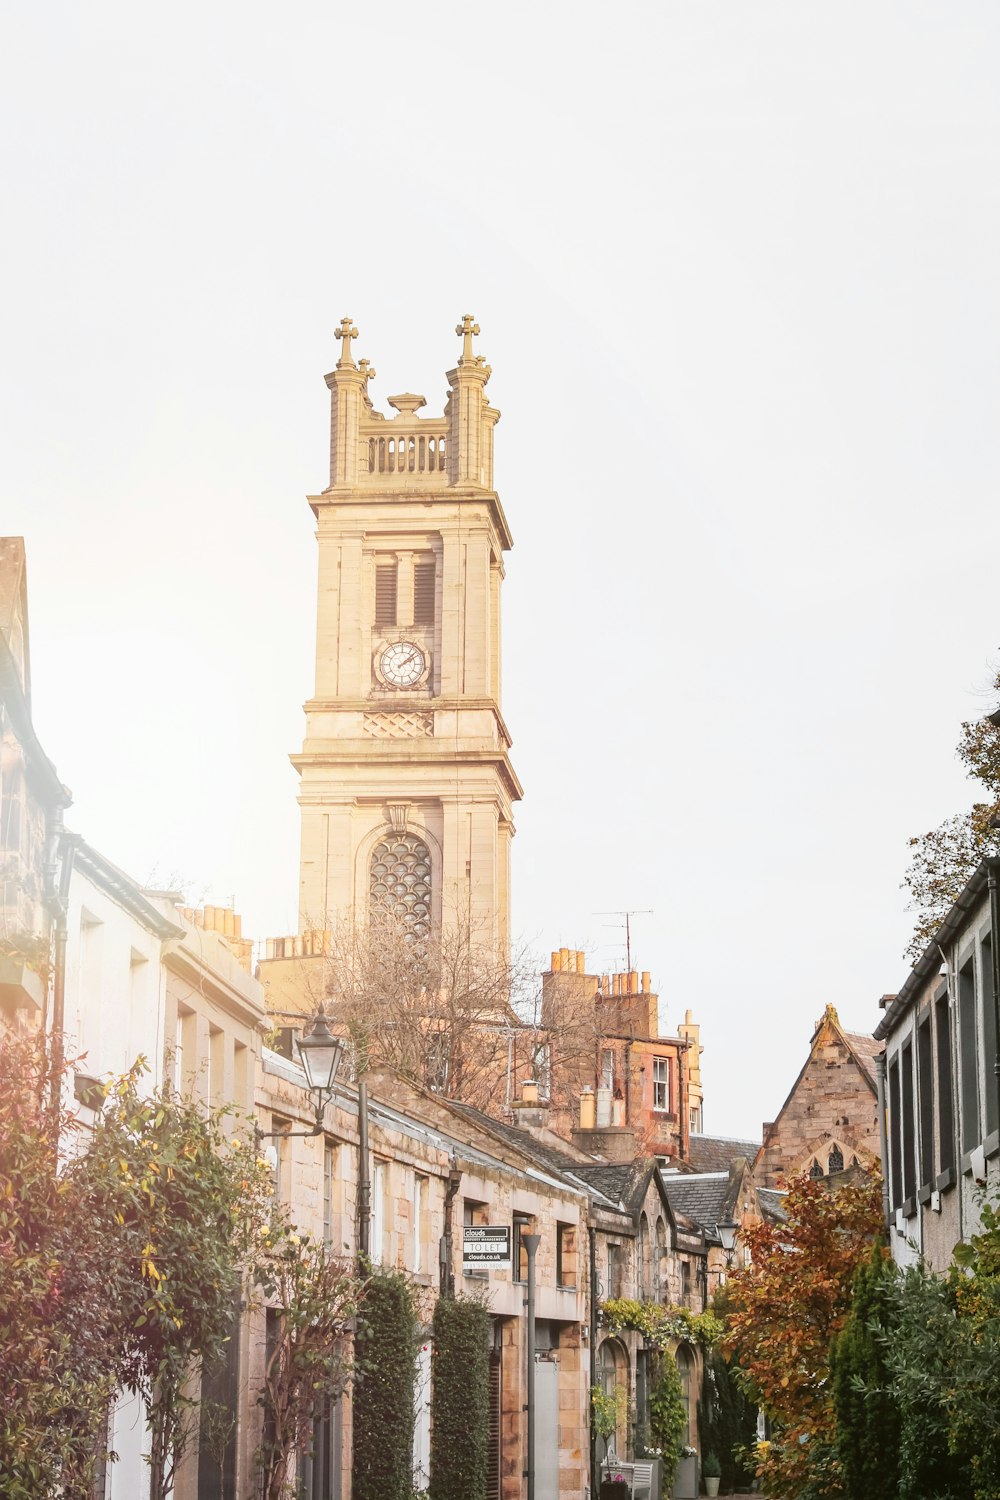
[352,1267,418,1500]
[903,670,1000,959]
[723,1171,883,1498]
[430,1295,491,1500]
[80,1067,273,1500]
[255,1232,367,1500]
[0,1034,126,1498]
[829,1241,899,1500]
[871,1196,1000,1500]
[880,1263,973,1500]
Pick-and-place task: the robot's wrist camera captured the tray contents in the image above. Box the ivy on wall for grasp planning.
[647,1350,688,1486]
[601,1298,722,1350]
[352,1269,418,1500]
[429,1296,491,1500]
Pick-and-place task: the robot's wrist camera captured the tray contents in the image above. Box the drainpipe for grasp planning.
[588,1220,599,1497]
[440,1152,461,1296]
[46,820,81,1122]
[357,1077,371,1261]
[875,1050,890,1233]
[524,1233,541,1500]
[677,1040,690,1161]
[989,863,1000,1131]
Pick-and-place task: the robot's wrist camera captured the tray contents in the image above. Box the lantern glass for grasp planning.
[296,1012,344,1097]
[716,1217,739,1255]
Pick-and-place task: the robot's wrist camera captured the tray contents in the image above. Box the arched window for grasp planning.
[638,1213,650,1300]
[828,1145,844,1174]
[809,1159,824,1179]
[597,1338,629,1460]
[369,833,432,939]
[655,1216,667,1301]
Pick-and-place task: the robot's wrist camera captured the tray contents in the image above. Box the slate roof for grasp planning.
[758,1187,788,1222]
[687,1133,760,1173]
[444,1101,623,1209]
[842,1031,882,1088]
[660,1172,732,1234]
[568,1162,636,1209]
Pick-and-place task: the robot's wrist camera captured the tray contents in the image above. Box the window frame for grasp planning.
[652,1055,670,1113]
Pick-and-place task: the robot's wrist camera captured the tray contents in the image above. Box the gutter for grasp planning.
[990,865,1000,1132]
[73,839,185,941]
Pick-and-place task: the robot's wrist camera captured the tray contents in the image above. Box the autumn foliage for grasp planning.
[722,1171,884,1499]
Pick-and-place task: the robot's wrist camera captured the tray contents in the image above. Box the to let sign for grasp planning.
[463,1225,512,1266]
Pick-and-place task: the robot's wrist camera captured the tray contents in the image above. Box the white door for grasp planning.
[535,1357,559,1500]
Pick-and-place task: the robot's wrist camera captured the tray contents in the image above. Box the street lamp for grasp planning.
[716,1216,739,1269]
[257,1004,345,1139]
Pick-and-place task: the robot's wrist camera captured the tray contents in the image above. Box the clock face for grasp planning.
[380,641,427,688]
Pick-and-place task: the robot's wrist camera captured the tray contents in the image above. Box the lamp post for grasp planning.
[257,1005,345,1140]
[715,1216,739,1271]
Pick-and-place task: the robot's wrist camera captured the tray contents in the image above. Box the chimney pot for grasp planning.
[575,950,585,974]
[559,947,570,970]
[642,971,651,993]
[551,950,560,972]
[521,1079,539,1106]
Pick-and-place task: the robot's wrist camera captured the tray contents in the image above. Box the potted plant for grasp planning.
[702,1450,721,1497]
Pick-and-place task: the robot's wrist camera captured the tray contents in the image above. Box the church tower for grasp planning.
[292,317,521,956]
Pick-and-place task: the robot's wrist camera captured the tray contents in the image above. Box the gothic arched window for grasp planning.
[828,1145,844,1174]
[809,1159,824,1179]
[638,1213,650,1299]
[369,833,432,940]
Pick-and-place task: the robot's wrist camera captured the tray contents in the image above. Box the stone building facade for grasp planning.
[0,537,71,1031]
[253,1059,595,1500]
[876,856,1000,1274]
[541,948,701,1162]
[754,1003,882,1189]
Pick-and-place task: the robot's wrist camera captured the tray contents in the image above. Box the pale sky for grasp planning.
[3,3,998,1137]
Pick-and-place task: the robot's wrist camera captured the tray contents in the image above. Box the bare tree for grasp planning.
[262,911,642,1124]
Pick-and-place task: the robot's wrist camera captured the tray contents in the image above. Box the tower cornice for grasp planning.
[308,488,513,552]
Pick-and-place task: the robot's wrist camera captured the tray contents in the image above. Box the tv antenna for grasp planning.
[593,910,653,973]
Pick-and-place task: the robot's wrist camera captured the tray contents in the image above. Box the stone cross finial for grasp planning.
[335,316,359,368]
[456,314,480,364]
[359,358,376,385]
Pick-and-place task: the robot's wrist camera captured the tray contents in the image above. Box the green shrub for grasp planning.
[830,1242,899,1500]
[429,1296,491,1500]
[352,1269,418,1500]
[648,1350,688,1484]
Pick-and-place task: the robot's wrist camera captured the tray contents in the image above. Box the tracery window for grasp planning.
[369,833,432,939]
[828,1145,844,1174]
[809,1158,824,1179]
